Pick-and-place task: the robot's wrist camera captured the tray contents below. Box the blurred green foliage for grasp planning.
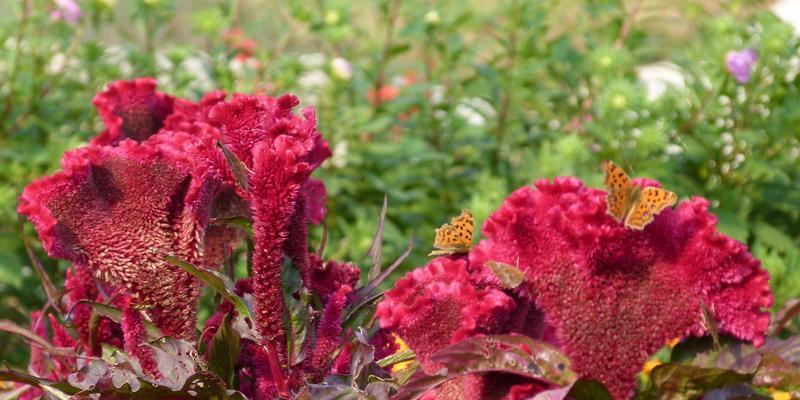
[1,0,799,365]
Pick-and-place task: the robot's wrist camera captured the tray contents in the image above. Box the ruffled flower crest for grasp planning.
[377,257,517,371]
[18,78,235,339]
[91,78,175,145]
[469,177,772,399]
[205,94,331,359]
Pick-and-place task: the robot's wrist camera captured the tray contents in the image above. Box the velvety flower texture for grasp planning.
[377,258,516,368]
[207,94,330,362]
[91,78,175,145]
[19,312,77,400]
[64,264,124,355]
[378,257,550,399]
[18,140,216,339]
[19,79,224,339]
[19,78,336,399]
[469,177,772,399]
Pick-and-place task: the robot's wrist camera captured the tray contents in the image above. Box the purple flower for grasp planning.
[51,0,82,25]
[725,48,758,84]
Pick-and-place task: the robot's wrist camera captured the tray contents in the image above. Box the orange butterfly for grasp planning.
[429,209,474,256]
[601,160,677,230]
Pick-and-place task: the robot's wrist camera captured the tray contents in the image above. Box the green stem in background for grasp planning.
[613,0,642,49]
[371,0,402,114]
[491,1,520,173]
[679,73,730,186]
[1,0,31,138]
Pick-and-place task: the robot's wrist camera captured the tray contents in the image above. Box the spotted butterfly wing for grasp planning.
[624,186,677,230]
[429,209,474,256]
[601,160,633,222]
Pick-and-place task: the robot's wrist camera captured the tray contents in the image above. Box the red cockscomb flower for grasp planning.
[205,93,330,391]
[91,78,175,145]
[18,139,215,339]
[377,257,516,372]
[64,264,125,355]
[469,177,772,399]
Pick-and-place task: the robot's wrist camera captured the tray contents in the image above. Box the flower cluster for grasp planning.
[379,177,772,399]
[12,78,777,400]
[16,78,374,399]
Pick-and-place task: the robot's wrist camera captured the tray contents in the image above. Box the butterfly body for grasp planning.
[601,160,677,230]
[429,209,474,256]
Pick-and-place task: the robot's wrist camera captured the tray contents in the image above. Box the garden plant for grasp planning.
[2,0,800,399]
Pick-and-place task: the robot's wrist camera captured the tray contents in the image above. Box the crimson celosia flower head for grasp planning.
[18,139,214,339]
[91,78,175,145]
[469,177,772,399]
[376,257,516,372]
[204,92,331,372]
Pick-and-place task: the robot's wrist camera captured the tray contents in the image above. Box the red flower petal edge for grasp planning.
[469,177,772,399]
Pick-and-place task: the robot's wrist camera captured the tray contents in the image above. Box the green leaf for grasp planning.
[753,352,800,390]
[532,379,612,400]
[207,313,240,388]
[367,194,388,280]
[76,301,163,340]
[217,140,250,191]
[209,215,253,235]
[163,255,253,320]
[0,319,76,358]
[648,363,753,398]
[18,214,62,315]
[282,257,311,366]
[345,238,413,324]
[701,302,721,351]
[394,335,574,400]
[377,349,415,369]
[486,260,527,289]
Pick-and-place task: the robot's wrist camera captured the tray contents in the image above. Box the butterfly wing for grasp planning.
[602,160,633,222]
[429,209,474,256]
[624,187,677,230]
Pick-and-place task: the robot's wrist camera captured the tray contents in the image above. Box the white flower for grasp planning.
[429,85,445,104]
[331,140,348,168]
[330,57,352,80]
[298,70,330,91]
[299,53,326,69]
[665,144,684,155]
[182,55,214,92]
[636,61,685,101]
[105,45,133,76]
[455,97,496,127]
[46,53,67,74]
[424,10,441,25]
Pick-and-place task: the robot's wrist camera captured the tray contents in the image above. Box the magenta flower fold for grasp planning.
[377,257,517,372]
[307,254,360,301]
[91,78,176,145]
[18,139,213,339]
[309,285,351,381]
[207,94,331,359]
[65,264,124,355]
[469,177,772,399]
[122,298,159,377]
